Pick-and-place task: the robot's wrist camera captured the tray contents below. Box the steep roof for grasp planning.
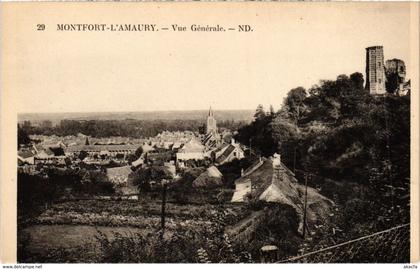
[179,138,204,153]
[36,148,55,159]
[131,156,144,167]
[207,166,223,178]
[203,133,213,144]
[106,166,133,184]
[216,144,236,163]
[192,165,223,188]
[242,158,266,177]
[232,157,334,232]
[176,152,205,161]
[33,144,44,153]
[18,150,35,159]
[234,158,273,188]
[142,144,155,152]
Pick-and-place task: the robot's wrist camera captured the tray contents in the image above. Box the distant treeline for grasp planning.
[18,118,247,139]
[18,109,255,125]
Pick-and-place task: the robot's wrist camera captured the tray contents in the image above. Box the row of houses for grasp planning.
[21,129,333,235]
[20,134,244,164]
[102,151,333,235]
[18,143,140,165]
[175,137,244,165]
[29,134,144,148]
[66,144,139,157]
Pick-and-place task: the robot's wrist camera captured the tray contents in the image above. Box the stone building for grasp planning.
[365,46,386,95]
[206,106,217,135]
[385,58,407,95]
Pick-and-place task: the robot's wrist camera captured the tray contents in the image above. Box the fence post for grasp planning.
[302,173,308,239]
[160,180,167,239]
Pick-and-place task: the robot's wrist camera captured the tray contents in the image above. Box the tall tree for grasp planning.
[269,105,275,116]
[254,104,266,120]
[18,125,31,149]
[282,87,307,124]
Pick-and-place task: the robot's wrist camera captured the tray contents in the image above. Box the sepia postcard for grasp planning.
[0,2,419,265]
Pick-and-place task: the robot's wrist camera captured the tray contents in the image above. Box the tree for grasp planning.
[385,72,400,94]
[350,72,364,90]
[134,146,143,158]
[270,116,300,168]
[235,104,277,157]
[282,87,307,124]
[198,123,206,134]
[254,104,266,120]
[78,150,88,161]
[132,166,170,192]
[18,125,31,149]
[269,105,275,116]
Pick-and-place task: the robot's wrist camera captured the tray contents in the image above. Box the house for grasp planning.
[131,155,145,167]
[214,139,245,165]
[192,165,223,188]
[34,148,67,165]
[176,152,205,162]
[163,141,174,149]
[18,150,35,165]
[231,157,266,203]
[178,138,205,153]
[106,166,134,185]
[231,154,333,232]
[172,142,183,150]
[176,138,206,163]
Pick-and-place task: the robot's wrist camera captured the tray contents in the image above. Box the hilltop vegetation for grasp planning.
[235,72,410,239]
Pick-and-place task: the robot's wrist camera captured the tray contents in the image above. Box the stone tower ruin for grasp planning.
[365,46,386,95]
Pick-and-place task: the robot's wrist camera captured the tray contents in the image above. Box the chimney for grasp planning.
[231,138,235,145]
[241,168,244,177]
[273,153,281,168]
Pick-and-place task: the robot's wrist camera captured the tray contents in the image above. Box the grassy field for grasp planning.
[22,225,150,255]
[22,199,248,227]
[19,199,253,262]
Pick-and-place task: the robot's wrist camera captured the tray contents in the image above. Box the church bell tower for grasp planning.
[206,107,217,135]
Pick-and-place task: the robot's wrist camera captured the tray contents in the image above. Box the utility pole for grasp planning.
[160,180,167,240]
[249,138,252,156]
[302,173,308,239]
[383,98,395,225]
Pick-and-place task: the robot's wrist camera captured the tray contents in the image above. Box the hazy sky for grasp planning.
[8,2,414,113]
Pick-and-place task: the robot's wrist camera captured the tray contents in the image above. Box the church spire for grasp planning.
[206,106,217,135]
